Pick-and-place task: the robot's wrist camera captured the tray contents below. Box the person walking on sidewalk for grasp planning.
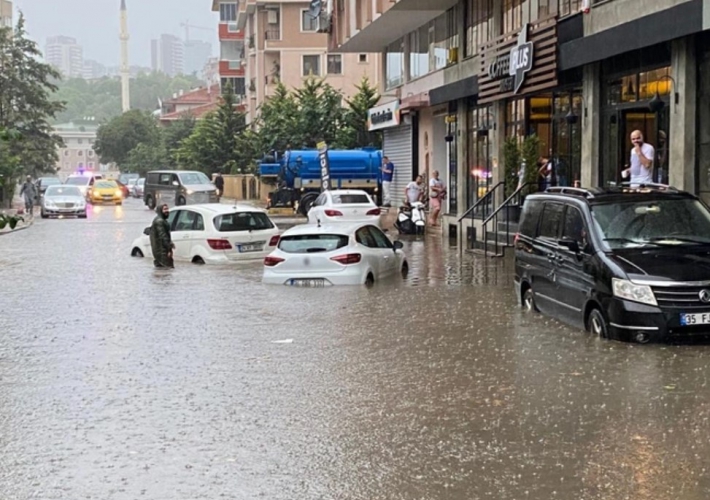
[214,172,225,202]
[20,175,37,216]
[428,170,445,227]
[150,204,175,269]
[381,156,394,207]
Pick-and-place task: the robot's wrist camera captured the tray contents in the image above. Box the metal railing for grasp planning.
[457,181,503,253]
[481,183,534,258]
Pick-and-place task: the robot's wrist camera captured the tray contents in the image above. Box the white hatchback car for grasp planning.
[262,222,408,287]
[131,204,280,264]
[307,190,381,227]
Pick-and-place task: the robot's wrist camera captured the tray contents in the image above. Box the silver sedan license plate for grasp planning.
[289,279,325,288]
[680,313,710,326]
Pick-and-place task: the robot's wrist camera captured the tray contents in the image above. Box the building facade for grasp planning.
[1,0,12,28]
[184,40,213,76]
[82,59,107,81]
[45,36,83,79]
[157,84,221,125]
[151,34,185,77]
[211,0,247,104]
[212,0,379,124]
[329,0,710,244]
[53,122,101,180]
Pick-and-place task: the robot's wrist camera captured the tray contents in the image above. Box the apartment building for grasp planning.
[211,1,247,101]
[329,0,710,243]
[53,122,100,179]
[151,34,185,77]
[1,0,12,28]
[45,36,83,79]
[213,0,379,124]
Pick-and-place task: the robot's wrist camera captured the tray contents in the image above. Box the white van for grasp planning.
[65,173,104,197]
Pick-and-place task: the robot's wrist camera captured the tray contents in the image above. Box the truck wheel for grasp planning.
[299,193,318,216]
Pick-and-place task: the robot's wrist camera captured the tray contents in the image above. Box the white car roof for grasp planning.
[280,222,373,237]
[168,203,268,215]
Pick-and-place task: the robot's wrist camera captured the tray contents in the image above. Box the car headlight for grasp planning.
[45,200,56,207]
[115,189,122,196]
[612,278,657,306]
[186,189,194,195]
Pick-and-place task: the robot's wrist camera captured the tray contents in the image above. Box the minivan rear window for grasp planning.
[214,212,274,232]
[278,234,349,253]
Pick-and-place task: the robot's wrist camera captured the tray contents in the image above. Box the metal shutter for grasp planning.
[383,124,413,207]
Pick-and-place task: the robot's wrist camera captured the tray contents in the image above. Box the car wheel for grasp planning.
[146,196,156,210]
[40,210,48,219]
[587,309,610,339]
[192,256,205,265]
[365,273,375,287]
[131,248,144,257]
[522,287,538,313]
[177,196,186,206]
[78,212,87,219]
[401,261,409,278]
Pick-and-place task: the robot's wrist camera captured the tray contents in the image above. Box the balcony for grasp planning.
[219,60,246,76]
[219,22,245,40]
[334,0,459,53]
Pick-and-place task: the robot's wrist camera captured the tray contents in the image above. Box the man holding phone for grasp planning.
[622,130,654,185]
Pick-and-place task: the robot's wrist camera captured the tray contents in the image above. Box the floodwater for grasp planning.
[1,199,710,499]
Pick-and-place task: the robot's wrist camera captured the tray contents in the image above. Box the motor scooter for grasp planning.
[394,201,426,235]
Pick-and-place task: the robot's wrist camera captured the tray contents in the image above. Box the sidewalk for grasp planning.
[0,208,34,235]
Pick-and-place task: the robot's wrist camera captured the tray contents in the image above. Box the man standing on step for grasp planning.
[381,156,394,207]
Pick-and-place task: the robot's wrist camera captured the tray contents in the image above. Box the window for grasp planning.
[331,193,370,204]
[174,210,202,231]
[220,3,237,22]
[466,103,493,210]
[88,162,94,169]
[385,38,404,89]
[367,226,394,249]
[559,0,582,17]
[327,54,342,75]
[355,227,377,248]
[278,234,349,253]
[562,206,585,243]
[503,0,525,34]
[214,212,275,232]
[409,24,429,79]
[78,139,83,144]
[159,173,173,186]
[519,200,544,237]
[301,9,318,31]
[63,150,69,157]
[539,203,564,239]
[302,55,321,76]
[88,150,94,157]
[465,0,493,58]
[220,77,246,95]
[358,54,368,63]
[77,150,83,156]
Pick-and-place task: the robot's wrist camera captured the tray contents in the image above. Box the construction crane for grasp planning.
[180,21,214,41]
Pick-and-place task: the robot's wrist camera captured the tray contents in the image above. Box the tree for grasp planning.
[292,77,344,148]
[253,82,299,155]
[0,15,65,208]
[93,110,161,167]
[339,76,382,149]
[176,87,250,174]
[162,115,196,168]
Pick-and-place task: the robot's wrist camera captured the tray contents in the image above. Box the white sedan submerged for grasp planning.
[307,189,382,227]
[131,203,280,264]
[262,222,408,287]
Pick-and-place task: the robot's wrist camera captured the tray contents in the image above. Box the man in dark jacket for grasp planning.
[150,204,175,268]
[214,172,224,201]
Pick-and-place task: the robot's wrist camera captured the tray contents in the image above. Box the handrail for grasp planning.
[482,183,533,227]
[456,181,503,223]
[482,182,534,257]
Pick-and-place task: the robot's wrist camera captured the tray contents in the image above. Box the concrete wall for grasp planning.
[585,0,693,36]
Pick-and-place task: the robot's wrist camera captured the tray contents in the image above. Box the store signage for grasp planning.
[367,101,401,131]
[486,24,534,94]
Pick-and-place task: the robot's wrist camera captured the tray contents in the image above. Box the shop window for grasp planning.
[505,98,526,139]
[385,38,404,89]
[464,0,492,58]
[466,103,493,210]
[448,103,458,214]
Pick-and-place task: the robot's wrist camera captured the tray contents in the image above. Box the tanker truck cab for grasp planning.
[259,148,383,215]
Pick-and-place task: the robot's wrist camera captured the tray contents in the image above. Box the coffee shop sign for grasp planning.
[487,24,534,94]
[367,101,401,131]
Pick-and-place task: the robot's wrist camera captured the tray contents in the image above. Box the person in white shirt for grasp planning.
[428,170,445,226]
[405,175,424,205]
[622,130,654,185]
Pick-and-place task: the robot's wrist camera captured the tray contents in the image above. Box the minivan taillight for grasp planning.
[366,208,381,216]
[268,235,280,247]
[330,253,362,265]
[264,256,284,267]
[207,239,233,250]
[325,209,343,217]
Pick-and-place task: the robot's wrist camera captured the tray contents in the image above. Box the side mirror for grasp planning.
[558,239,580,253]
[143,227,151,236]
[172,181,179,186]
[393,240,404,251]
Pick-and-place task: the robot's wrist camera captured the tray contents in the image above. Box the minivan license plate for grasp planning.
[289,279,325,288]
[680,313,710,326]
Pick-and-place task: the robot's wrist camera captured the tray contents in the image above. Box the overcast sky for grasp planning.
[13,0,217,67]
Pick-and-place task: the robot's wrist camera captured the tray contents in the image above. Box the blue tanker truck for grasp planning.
[258,148,383,215]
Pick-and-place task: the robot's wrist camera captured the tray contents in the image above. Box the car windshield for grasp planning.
[592,198,710,249]
[41,178,61,185]
[179,172,211,185]
[65,176,88,186]
[46,186,82,197]
[137,179,145,185]
[332,194,371,204]
[214,212,274,232]
[278,234,349,253]
[96,181,117,189]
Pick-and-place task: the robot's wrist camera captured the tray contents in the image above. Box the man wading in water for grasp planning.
[150,204,175,268]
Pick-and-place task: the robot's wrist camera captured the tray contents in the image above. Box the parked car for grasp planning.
[130,203,280,264]
[514,184,710,344]
[115,179,130,198]
[40,185,87,219]
[133,178,145,198]
[262,222,407,287]
[118,172,140,186]
[87,179,123,205]
[143,170,218,209]
[35,176,61,199]
[65,173,104,198]
[306,189,382,227]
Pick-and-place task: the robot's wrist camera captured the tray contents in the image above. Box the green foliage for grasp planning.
[93,110,161,166]
[503,137,521,198]
[521,134,541,196]
[252,82,299,155]
[0,15,65,208]
[338,77,382,149]
[0,213,23,230]
[52,73,204,124]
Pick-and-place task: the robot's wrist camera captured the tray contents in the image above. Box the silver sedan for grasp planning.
[41,185,88,219]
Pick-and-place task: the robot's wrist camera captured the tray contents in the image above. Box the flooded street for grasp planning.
[2,199,710,499]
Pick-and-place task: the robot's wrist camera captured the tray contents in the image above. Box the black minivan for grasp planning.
[514,184,710,343]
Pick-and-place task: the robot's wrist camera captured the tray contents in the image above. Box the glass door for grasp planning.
[618,109,668,185]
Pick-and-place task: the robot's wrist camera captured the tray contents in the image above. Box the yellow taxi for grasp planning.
[88,180,124,205]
